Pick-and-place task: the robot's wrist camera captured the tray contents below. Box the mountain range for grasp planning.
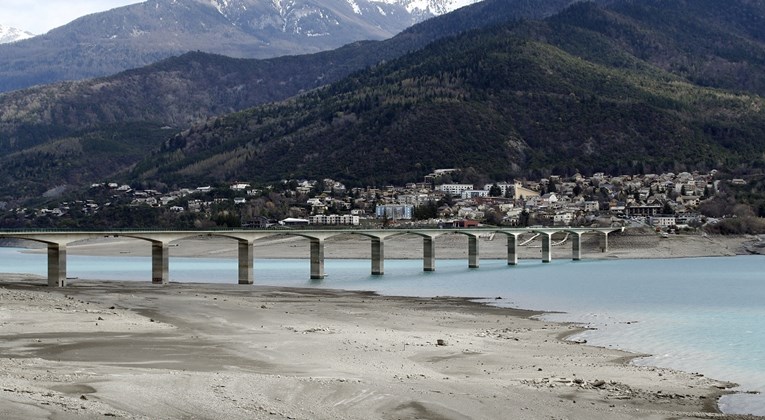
[132,1,765,187]
[0,0,480,93]
[0,24,34,44]
[2,0,765,204]
[0,0,576,202]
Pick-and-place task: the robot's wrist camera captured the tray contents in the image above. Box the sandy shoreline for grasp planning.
[0,275,760,419]
[2,231,764,419]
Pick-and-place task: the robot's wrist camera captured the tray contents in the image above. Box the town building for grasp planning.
[309,214,360,226]
[625,204,662,217]
[461,190,489,199]
[375,204,414,220]
[649,215,677,228]
[510,182,541,200]
[437,184,474,195]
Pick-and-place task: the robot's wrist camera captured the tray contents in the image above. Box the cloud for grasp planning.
[0,0,143,34]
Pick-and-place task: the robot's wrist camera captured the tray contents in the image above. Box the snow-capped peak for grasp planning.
[0,24,35,44]
[368,0,480,16]
[201,0,481,23]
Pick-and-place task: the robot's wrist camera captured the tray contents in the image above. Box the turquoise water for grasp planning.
[1,247,763,416]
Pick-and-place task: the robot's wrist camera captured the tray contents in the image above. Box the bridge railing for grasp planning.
[0,225,623,235]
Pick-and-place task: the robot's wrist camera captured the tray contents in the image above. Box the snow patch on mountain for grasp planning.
[348,0,362,14]
[0,24,35,44]
[202,0,480,24]
[210,0,227,15]
[369,0,480,16]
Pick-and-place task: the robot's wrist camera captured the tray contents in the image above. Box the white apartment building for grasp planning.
[437,184,474,195]
[583,201,600,212]
[649,215,677,227]
[483,182,514,196]
[553,212,574,225]
[461,190,489,199]
[398,194,433,206]
[309,214,360,226]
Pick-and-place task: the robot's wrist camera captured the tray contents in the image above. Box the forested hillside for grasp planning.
[3,0,765,203]
[0,0,575,202]
[551,0,765,95]
[131,2,765,186]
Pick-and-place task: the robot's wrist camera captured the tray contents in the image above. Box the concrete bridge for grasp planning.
[0,227,623,287]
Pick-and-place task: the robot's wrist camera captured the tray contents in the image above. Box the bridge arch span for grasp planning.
[0,227,624,287]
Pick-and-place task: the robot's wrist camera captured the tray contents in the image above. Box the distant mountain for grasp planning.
[0,0,574,130]
[0,0,577,203]
[0,24,34,44]
[0,0,481,93]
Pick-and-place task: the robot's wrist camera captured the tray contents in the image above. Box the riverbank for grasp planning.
[0,276,753,420]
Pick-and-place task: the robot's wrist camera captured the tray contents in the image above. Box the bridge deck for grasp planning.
[0,227,623,287]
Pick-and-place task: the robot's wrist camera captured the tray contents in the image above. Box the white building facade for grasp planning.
[437,184,474,195]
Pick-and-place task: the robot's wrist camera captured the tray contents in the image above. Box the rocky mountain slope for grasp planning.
[0,0,480,93]
[0,0,571,147]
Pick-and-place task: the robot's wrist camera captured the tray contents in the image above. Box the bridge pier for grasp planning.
[310,238,325,279]
[151,241,169,284]
[423,237,436,272]
[541,232,552,263]
[238,239,254,284]
[47,243,67,287]
[572,232,583,261]
[468,235,479,268]
[600,232,609,252]
[371,238,384,275]
[506,234,518,266]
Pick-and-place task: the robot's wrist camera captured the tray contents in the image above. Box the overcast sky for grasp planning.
[1,0,143,34]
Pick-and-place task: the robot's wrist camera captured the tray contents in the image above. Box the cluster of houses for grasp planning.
[357,170,720,229]
[12,169,728,230]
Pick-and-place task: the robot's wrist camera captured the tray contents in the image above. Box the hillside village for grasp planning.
[0,169,737,232]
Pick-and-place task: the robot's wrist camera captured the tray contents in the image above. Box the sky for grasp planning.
[0,0,143,34]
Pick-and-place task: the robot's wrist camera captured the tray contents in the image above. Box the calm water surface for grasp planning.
[1,247,763,416]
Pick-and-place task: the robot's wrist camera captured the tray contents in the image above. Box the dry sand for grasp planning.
[2,230,764,419]
[0,278,752,420]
